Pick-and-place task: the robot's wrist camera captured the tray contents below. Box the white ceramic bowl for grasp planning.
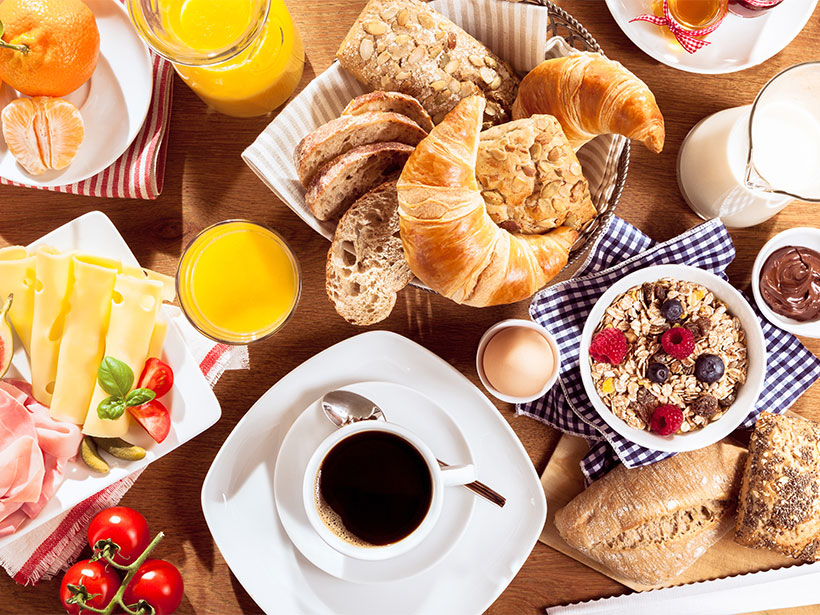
[579,265,766,453]
[751,227,820,339]
[476,319,561,404]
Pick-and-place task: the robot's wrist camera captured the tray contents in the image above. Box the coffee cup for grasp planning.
[302,420,475,561]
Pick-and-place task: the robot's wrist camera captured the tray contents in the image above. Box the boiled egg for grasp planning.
[481,326,555,398]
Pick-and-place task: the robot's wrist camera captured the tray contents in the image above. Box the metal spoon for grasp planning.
[321,390,506,508]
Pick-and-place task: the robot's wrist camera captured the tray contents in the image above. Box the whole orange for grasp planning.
[0,0,100,96]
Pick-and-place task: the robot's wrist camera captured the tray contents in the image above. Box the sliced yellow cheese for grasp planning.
[122,265,176,303]
[147,316,169,360]
[0,246,36,354]
[30,247,74,406]
[83,275,163,437]
[49,256,118,424]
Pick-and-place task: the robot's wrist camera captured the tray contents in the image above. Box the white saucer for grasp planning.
[0,0,153,186]
[605,0,818,74]
[273,381,475,584]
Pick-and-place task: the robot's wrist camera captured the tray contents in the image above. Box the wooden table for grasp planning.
[2,1,819,613]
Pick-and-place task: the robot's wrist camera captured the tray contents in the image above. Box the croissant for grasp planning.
[397,96,578,307]
[512,52,665,153]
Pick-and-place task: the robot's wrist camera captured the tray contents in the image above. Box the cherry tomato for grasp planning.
[60,559,120,614]
[88,507,150,566]
[122,559,184,615]
[128,399,171,444]
[137,358,174,398]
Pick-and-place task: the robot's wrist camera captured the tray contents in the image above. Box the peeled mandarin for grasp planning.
[482,327,555,398]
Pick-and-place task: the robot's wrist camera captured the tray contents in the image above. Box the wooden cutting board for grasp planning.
[539,434,800,592]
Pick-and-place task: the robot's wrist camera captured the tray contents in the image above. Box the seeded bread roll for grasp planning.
[336,0,519,127]
[342,91,434,133]
[554,442,746,586]
[735,413,820,561]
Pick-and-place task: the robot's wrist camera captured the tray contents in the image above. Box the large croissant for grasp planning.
[513,52,665,153]
[397,96,578,307]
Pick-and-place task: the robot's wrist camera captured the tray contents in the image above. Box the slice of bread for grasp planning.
[342,91,435,133]
[306,142,414,221]
[294,111,427,187]
[326,180,413,325]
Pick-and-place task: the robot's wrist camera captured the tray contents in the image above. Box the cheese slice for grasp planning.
[30,247,74,406]
[49,256,118,424]
[122,266,176,303]
[0,246,36,354]
[147,316,169,360]
[82,275,163,437]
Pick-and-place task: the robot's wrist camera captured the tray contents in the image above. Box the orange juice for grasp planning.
[177,221,300,343]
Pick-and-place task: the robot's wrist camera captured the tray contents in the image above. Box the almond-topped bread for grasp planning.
[306,142,415,221]
[343,91,434,133]
[294,111,427,187]
[326,180,413,325]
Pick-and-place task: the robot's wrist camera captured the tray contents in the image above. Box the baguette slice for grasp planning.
[306,142,414,221]
[326,180,412,325]
[294,111,427,187]
[554,442,746,586]
[343,91,434,133]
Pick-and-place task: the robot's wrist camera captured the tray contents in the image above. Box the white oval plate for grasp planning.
[0,0,153,186]
[579,264,766,453]
[752,227,820,339]
[605,0,818,75]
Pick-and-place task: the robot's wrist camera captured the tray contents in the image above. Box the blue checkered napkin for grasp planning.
[518,217,820,482]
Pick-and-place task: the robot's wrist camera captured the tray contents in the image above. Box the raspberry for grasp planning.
[661,327,695,360]
[589,328,628,365]
[650,404,683,436]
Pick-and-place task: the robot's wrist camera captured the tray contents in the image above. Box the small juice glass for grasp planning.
[176,221,301,344]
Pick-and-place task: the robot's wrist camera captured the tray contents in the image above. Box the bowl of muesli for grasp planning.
[579,265,766,452]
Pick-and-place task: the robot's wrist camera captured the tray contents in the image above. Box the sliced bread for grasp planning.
[326,180,413,326]
[306,142,414,221]
[294,111,427,187]
[342,91,435,133]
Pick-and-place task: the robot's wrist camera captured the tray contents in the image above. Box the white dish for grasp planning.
[751,227,820,339]
[275,381,475,581]
[0,0,153,187]
[0,211,222,548]
[579,265,766,453]
[604,0,818,75]
[201,331,546,615]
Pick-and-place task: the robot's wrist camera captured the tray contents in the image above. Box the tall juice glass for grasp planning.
[127,0,304,117]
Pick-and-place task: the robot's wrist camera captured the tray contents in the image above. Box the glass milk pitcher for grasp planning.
[677,62,820,228]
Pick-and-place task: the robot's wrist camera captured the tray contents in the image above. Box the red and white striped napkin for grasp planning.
[0,53,174,200]
[0,307,248,585]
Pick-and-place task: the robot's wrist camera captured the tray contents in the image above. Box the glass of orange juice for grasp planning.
[177,221,301,344]
[126,0,304,117]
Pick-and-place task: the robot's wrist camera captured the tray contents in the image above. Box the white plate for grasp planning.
[274,381,475,584]
[579,265,766,452]
[0,211,222,548]
[751,227,820,338]
[605,0,818,74]
[201,331,546,615]
[0,0,153,186]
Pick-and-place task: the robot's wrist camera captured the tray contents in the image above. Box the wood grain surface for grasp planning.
[1,1,819,613]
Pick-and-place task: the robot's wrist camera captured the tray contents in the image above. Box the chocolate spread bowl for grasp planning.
[752,227,820,339]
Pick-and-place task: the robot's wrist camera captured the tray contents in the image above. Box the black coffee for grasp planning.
[316,431,433,547]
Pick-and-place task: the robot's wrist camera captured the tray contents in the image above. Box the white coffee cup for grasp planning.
[302,420,475,561]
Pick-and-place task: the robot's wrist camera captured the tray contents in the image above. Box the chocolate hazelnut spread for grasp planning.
[759,246,820,322]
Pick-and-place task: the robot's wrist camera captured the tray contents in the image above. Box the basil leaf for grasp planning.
[97,396,126,420]
[125,388,155,407]
[97,357,134,398]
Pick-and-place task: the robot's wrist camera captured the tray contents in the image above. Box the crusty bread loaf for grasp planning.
[336,0,519,127]
[306,142,415,221]
[476,115,596,234]
[554,442,746,586]
[294,111,427,187]
[343,91,434,133]
[326,180,413,325]
[735,413,820,561]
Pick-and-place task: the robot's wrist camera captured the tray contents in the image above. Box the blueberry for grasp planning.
[647,362,669,384]
[660,299,683,322]
[695,354,725,383]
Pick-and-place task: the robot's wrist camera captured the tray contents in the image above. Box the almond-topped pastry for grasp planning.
[735,412,820,561]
